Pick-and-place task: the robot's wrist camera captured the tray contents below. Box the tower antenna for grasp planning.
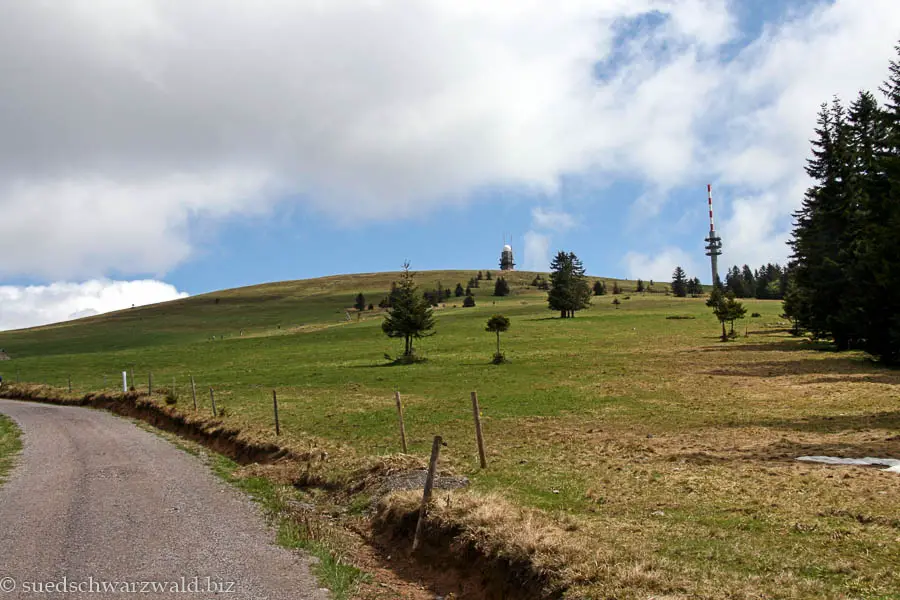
[704,184,723,287]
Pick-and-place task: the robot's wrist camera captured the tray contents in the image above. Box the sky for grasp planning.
[1,0,899,330]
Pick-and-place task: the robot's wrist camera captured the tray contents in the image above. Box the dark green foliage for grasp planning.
[354,293,366,311]
[493,277,510,297]
[593,280,606,296]
[671,266,688,298]
[724,294,747,336]
[381,262,435,357]
[636,279,644,293]
[725,263,786,299]
[531,275,550,290]
[783,59,900,361]
[454,283,465,297]
[612,281,622,295]
[686,277,703,297]
[485,271,493,280]
[485,314,510,361]
[706,286,728,340]
[468,277,479,289]
[612,298,621,309]
[477,271,484,280]
[547,251,592,318]
[463,295,476,308]
[367,303,374,311]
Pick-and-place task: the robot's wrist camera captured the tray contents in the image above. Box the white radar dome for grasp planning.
[503,244,512,251]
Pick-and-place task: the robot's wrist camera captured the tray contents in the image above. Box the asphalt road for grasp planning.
[0,399,327,600]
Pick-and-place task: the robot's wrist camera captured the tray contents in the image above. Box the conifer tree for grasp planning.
[493,277,510,297]
[593,280,606,296]
[354,292,366,311]
[636,279,644,293]
[706,287,728,340]
[671,266,688,298]
[787,100,856,349]
[381,262,435,358]
[454,283,465,297]
[547,251,592,318]
[463,295,476,307]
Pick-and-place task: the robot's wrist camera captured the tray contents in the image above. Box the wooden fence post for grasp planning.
[471,391,487,469]
[210,387,217,417]
[412,435,443,551]
[273,389,280,436]
[394,391,408,453]
[190,375,197,411]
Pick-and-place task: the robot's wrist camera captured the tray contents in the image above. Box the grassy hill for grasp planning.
[1,269,897,599]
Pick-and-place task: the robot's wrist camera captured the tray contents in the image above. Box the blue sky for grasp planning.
[0,0,899,329]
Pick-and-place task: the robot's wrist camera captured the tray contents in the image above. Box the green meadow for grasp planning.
[1,270,897,599]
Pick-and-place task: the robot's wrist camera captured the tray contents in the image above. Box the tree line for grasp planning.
[723,263,788,300]
[784,44,900,363]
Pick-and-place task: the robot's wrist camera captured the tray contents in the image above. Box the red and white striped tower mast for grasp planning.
[704,184,723,287]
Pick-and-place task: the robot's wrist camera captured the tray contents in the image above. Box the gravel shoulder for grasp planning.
[0,399,327,600]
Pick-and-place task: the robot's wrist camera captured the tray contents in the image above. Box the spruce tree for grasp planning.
[706,287,728,340]
[788,100,857,349]
[381,262,435,358]
[354,292,366,311]
[636,279,644,293]
[493,277,510,297]
[454,283,465,297]
[671,266,688,298]
[548,251,592,318]
[725,293,747,336]
[593,280,606,296]
[463,295,476,307]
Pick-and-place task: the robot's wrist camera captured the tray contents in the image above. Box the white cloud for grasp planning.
[0,0,737,279]
[624,247,700,283]
[0,280,188,331]
[531,207,577,233]
[1,0,897,283]
[523,231,551,272]
[703,0,900,269]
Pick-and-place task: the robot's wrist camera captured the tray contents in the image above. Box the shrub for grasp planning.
[463,296,476,307]
[164,388,178,405]
[751,312,761,318]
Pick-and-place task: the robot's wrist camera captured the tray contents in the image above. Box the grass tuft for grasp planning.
[0,415,22,485]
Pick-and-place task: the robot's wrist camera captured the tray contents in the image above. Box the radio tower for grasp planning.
[704,184,723,287]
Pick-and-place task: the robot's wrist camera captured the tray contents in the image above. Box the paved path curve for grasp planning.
[0,400,327,600]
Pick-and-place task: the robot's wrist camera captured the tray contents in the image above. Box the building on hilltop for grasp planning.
[500,242,515,271]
